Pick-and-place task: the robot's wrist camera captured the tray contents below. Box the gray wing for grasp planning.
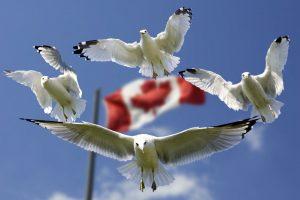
[180,68,249,111]
[73,39,144,68]
[34,45,74,73]
[54,72,82,98]
[155,7,192,54]
[154,117,258,166]
[254,36,290,98]
[21,119,135,161]
[4,70,52,113]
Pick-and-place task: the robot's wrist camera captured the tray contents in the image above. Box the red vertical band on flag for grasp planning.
[177,77,205,104]
[104,89,131,132]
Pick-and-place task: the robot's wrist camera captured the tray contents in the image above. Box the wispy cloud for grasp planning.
[246,125,266,151]
[48,172,213,200]
[48,192,75,200]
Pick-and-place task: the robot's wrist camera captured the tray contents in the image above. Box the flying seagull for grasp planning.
[21,117,258,191]
[5,45,86,122]
[179,36,290,123]
[73,7,192,79]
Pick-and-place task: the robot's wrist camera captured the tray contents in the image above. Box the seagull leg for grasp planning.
[72,108,76,116]
[261,115,266,122]
[151,62,158,79]
[62,106,68,121]
[164,69,169,76]
[139,167,145,192]
[151,168,157,192]
[268,105,276,117]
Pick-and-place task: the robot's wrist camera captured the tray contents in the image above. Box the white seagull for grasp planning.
[5,45,86,122]
[21,117,258,191]
[179,36,290,123]
[73,7,192,79]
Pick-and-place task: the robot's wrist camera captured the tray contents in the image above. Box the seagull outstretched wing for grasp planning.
[155,7,192,54]
[34,45,74,73]
[73,39,144,68]
[180,68,249,110]
[154,117,258,166]
[254,36,290,98]
[4,70,52,113]
[21,119,135,161]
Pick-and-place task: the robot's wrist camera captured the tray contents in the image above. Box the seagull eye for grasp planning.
[136,143,139,146]
[144,141,147,145]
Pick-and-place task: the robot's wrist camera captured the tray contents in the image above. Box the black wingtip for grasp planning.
[4,69,12,74]
[175,7,192,21]
[275,35,290,43]
[20,118,63,125]
[73,49,83,55]
[178,70,185,78]
[186,68,197,74]
[19,118,38,124]
[213,116,259,139]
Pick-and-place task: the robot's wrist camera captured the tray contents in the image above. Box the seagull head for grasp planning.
[241,72,250,79]
[41,76,49,83]
[134,135,153,153]
[140,29,148,35]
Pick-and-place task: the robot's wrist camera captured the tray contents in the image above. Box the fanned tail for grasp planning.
[50,98,86,122]
[251,99,284,123]
[50,104,66,122]
[138,53,180,78]
[161,53,180,74]
[118,161,174,189]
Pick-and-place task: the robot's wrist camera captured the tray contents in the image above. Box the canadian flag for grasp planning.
[104,76,205,132]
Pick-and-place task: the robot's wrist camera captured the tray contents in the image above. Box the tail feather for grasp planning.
[139,61,153,78]
[138,53,180,78]
[251,99,284,123]
[71,98,86,119]
[118,161,174,189]
[50,104,66,122]
[161,53,180,74]
[50,98,86,122]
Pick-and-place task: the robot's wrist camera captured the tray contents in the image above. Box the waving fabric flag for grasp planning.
[104,76,205,132]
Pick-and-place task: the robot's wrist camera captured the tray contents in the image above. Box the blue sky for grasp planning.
[0,0,299,199]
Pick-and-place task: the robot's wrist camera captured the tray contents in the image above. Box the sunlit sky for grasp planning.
[0,0,299,200]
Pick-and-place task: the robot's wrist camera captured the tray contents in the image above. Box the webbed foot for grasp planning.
[152,72,158,79]
[151,181,157,192]
[140,179,145,192]
[164,69,169,76]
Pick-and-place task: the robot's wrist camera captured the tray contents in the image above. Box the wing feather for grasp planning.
[21,119,135,161]
[4,70,52,113]
[155,7,192,54]
[180,68,249,110]
[73,39,143,68]
[254,36,290,97]
[154,117,258,166]
[34,45,74,73]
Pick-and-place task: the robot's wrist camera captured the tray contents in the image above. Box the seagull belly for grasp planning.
[136,147,159,170]
[242,77,270,108]
[42,79,73,106]
[141,37,164,73]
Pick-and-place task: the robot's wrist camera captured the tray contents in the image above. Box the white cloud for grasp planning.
[246,125,266,151]
[48,192,76,200]
[48,172,213,200]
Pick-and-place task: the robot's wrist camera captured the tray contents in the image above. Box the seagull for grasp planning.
[21,117,258,191]
[179,36,290,123]
[73,7,192,79]
[4,45,86,122]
